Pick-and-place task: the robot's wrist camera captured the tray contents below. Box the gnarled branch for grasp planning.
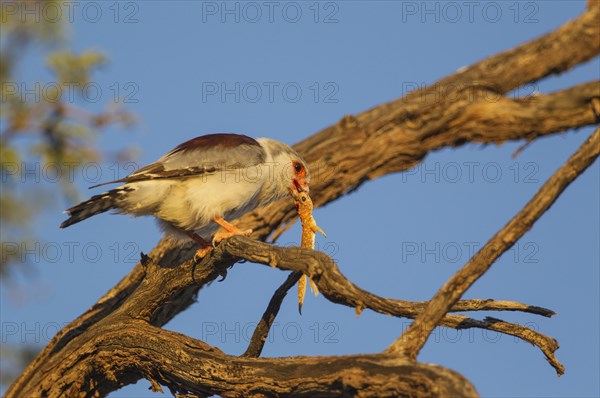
[208,236,560,370]
[388,127,600,372]
[43,320,479,398]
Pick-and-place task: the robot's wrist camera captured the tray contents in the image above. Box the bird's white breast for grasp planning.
[152,166,268,232]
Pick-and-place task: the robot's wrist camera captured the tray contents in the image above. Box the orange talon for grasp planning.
[194,246,214,261]
[186,231,213,262]
[212,216,253,246]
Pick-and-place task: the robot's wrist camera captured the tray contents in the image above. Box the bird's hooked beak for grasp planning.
[291,179,308,200]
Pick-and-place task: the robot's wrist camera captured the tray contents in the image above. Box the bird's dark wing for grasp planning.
[90,133,266,188]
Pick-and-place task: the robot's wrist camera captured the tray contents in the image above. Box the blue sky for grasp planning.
[2,1,599,397]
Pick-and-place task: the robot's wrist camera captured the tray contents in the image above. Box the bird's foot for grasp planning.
[185,232,213,263]
[212,216,253,246]
[212,228,253,247]
[194,246,214,262]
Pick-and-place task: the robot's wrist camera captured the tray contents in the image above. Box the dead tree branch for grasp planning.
[41,320,479,398]
[210,237,561,370]
[387,127,600,373]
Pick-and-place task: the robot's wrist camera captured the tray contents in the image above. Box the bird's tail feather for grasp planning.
[60,188,128,228]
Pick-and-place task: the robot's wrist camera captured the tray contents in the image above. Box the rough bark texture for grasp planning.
[7,2,600,397]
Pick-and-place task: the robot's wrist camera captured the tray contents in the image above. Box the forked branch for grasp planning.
[387,127,600,374]
[206,237,561,371]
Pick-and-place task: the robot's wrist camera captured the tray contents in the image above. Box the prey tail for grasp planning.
[60,188,128,228]
[298,274,307,315]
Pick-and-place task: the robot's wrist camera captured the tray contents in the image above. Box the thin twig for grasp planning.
[242,272,302,358]
[512,138,534,158]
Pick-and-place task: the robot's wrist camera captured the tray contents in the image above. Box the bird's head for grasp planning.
[257,138,310,201]
[289,158,310,200]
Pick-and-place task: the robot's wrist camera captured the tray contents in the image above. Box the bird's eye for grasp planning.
[301,196,307,202]
[294,162,302,173]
